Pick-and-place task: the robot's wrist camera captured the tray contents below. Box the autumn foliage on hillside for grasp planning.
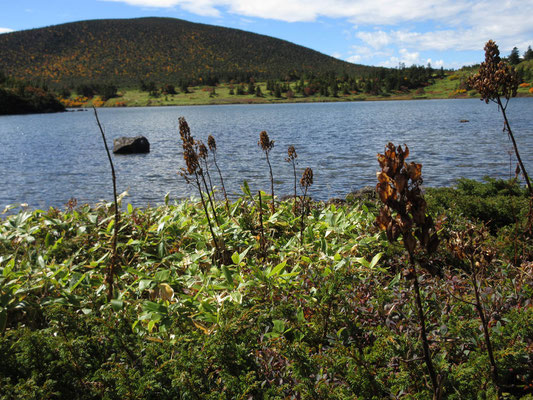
[0,17,376,88]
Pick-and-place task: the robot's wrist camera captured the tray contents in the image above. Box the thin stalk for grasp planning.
[195,172,220,261]
[409,253,439,398]
[94,107,119,301]
[470,262,501,395]
[291,160,297,207]
[199,170,219,227]
[497,97,532,195]
[203,159,215,197]
[212,152,229,213]
[265,152,275,213]
[300,186,308,245]
[258,190,266,256]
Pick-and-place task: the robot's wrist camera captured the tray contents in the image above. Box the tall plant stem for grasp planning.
[203,160,215,197]
[497,97,532,195]
[258,190,266,256]
[94,107,119,301]
[265,153,275,213]
[300,186,308,246]
[195,172,220,261]
[409,254,439,398]
[470,263,501,395]
[291,160,297,206]
[212,153,229,213]
[199,170,219,227]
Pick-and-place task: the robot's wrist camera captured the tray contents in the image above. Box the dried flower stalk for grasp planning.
[258,130,276,213]
[467,40,531,195]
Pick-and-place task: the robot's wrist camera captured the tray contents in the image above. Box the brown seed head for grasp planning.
[467,40,519,103]
[258,131,274,152]
[179,117,193,146]
[207,135,216,152]
[286,145,297,162]
[198,141,208,160]
[300,167,313,188]
[183,144,199,175]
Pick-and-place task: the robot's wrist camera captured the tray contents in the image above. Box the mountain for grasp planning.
[0,17,376,88]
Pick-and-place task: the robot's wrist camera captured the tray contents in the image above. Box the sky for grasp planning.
[1,0,532,69]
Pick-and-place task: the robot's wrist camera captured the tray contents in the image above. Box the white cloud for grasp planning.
[101,0,533,55]
[0,27,14,34]
[379,48,421,67]
[331,51,342,59]
[346,55,362,63]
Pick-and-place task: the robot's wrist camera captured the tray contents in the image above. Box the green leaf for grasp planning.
[297,308,305,323]
[106,219,115,233]
[44,232,53,248]
[127,203,133,214]
[230,291,242,304]
[111,299,124,312]
[221,266,234,287]
[143,301,168,314]
[154,270,170,282]
[267,260,287,278]
[369,252,383,269]
[272,319,285,333]
[139,279,153,291]
[241,180,251,197]
[231,251,240,265]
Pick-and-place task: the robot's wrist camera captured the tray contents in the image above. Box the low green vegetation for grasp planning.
[1,176,532,398]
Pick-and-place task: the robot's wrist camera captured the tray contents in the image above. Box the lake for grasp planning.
[1,98,532,210]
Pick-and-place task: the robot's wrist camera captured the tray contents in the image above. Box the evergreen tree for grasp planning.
[508,47,520,65]
[524,46,533,61]
[247,81,255,95]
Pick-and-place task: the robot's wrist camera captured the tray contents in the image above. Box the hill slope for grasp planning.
[0,17,375,87]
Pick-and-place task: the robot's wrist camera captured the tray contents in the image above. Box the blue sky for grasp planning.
[1,0,532,69]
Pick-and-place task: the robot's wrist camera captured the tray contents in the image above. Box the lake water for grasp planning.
[1,98,532,210]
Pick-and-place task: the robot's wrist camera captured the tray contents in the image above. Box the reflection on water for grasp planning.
[1,99,532,210]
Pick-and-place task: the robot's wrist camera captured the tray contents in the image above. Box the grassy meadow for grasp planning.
[58,72,533,109]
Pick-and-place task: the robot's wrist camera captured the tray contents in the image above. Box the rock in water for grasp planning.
[113,136,150,154]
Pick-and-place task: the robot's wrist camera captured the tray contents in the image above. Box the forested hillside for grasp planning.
[0,17,376,88]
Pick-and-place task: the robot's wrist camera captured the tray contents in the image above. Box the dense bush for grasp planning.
[0,85,64,115]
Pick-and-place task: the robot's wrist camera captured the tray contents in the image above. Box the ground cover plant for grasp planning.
[1,177,532,399]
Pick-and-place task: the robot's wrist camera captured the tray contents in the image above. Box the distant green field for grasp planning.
[59,73,533,109]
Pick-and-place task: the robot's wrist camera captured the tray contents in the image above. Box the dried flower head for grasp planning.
[300,167,313,188]
[258,130,274,152]
[179,117,194,147]
[198,141,208,160]
[207,135,216,152]
[286,145,297,162]
[376,143,438,256]
[183,144,199,175]
[467,40,519,103]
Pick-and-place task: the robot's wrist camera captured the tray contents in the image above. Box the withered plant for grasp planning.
[376,143,441,398]
[258,130,276,213]
[197,140,219,226]
[208,134,229,212]
[94,107,120,301]
[179,117,220,258]
[198,140,214,195]
[286,145,298,206]
[300,167,313,245]
[468,40,531,195]
[447,224,501,394]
